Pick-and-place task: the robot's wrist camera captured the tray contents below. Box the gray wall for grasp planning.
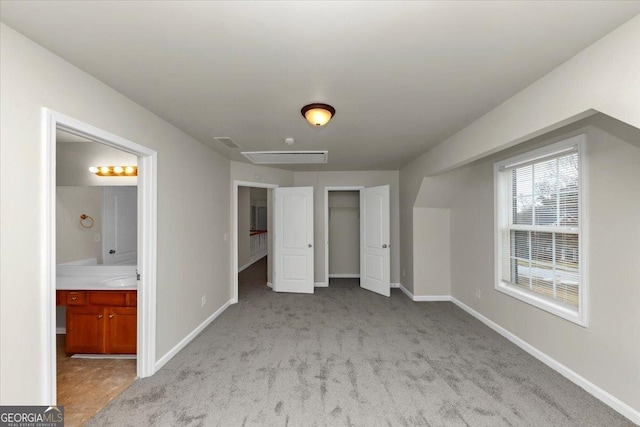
[1,24,230,403]
[328,191,360,276]
[412,207,450,297]
[431,119,640,414]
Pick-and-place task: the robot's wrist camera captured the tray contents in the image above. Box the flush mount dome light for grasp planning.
[301,103,335,127]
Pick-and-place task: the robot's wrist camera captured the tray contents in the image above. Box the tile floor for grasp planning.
[56,335,137,426]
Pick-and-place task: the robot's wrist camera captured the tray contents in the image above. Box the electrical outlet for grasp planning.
[476,289,482,299]
[94,233,101,242]
[224,233,228,241]
[402,268,406,277]
[201,295,207,307]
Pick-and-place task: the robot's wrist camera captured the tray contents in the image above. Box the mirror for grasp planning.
[56,129,138,266]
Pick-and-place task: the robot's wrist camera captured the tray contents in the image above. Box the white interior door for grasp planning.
[274,187,314,294]
[103,186,137,265]
[360,185,390,297]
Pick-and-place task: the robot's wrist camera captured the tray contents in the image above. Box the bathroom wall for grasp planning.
[56,187,103,264]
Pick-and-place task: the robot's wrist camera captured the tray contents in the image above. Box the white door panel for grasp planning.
[103,186,137,265]
[360,185,390,297]
[274,187,314,294]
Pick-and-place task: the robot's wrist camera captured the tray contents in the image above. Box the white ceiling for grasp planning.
[2,1,639,171]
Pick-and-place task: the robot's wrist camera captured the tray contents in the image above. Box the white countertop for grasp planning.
[56,275,137,291]
[57,265,137,291]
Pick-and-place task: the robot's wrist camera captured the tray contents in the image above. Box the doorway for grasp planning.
[232,181,278,303]
[237,186,270,298]
[324,185,391,297]
[324,186,364,287]
[328,190,361,284]
[44,109,157,405]
[56,131,139,424]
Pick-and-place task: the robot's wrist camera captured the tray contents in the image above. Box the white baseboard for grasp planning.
[237,262,252,273]
[395,283,451,302]
[248,252,267,265]
[314,282,328,287]
[237,254,267,273]
[413,295,451,302]
[450,297,640,425]
[56,327,66,334]
[155,299,232,371]
[267,282,273,288]
[329,274,360,278]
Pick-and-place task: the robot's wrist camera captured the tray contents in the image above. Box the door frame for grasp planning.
[324,186,365,287]
[232,180,278,303]
[44,109,158,403]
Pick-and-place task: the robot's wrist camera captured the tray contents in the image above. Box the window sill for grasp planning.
[495,281,587,327]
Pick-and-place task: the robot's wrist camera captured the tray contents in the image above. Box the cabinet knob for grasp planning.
[98,314,103,319]
[71,296,77,301]
[109,314,115,319]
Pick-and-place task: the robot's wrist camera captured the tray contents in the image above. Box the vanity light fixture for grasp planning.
[89,166,138,176]
[301,103,335,127]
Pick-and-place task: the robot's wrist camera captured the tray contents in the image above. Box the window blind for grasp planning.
[499,150,580,309]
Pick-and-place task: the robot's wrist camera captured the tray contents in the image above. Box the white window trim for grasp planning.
[494,134,588,327]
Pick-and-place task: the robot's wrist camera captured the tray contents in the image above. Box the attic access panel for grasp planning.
[241,151,328,165]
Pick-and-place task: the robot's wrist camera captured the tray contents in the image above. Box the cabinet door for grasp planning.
[66,307,106,354]
[108,307,137,354]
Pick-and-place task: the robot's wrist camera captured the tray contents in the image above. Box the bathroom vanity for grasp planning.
[56,264,138,356]
[57,289,137,355]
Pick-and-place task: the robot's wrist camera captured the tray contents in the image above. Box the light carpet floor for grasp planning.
[88,258,632,426]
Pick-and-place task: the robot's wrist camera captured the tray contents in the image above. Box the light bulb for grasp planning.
[125,166,135,174]
[100,166,110,174]
[114,166,124,174]
[88,166,98,173]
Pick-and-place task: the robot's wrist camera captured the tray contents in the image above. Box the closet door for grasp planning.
[360,185,390,297]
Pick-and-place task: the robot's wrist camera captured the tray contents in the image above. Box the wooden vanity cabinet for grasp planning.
[57,290,136,355]
[108,307,137,354]
[66,307,106,354]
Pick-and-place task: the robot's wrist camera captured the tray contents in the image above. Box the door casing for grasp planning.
[232,181,278,303]
[44,109,158,404]
[324,186,365,287]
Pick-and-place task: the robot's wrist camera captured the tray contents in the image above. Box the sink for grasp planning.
[100,276,137,288]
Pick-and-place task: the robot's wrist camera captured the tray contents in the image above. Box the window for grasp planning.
[494,135,586,325]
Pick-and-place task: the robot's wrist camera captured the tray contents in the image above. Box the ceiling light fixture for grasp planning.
[301,103,335,127]
[89,166,138,177]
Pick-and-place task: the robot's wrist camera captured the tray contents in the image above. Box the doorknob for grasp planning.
[308,243,313,248]
[382,244,388,248]
[109,249,116,254]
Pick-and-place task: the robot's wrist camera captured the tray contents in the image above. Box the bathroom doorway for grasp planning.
[55,130,139,424]
[44,110,158,409]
